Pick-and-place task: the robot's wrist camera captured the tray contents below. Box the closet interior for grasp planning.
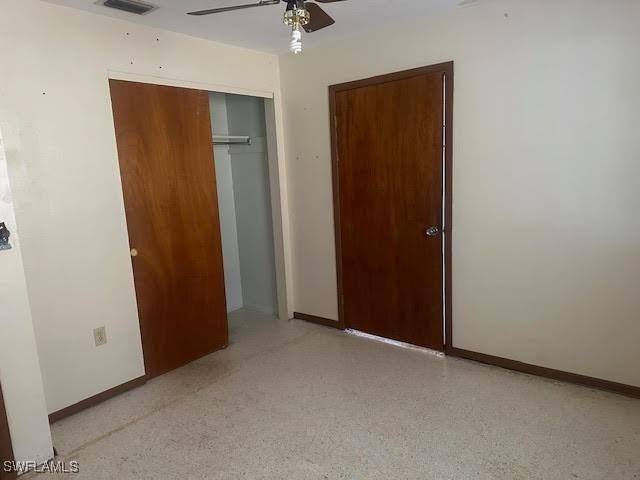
[209,92,278,317]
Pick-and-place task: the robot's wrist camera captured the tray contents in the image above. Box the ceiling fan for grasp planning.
[187,0,347,54]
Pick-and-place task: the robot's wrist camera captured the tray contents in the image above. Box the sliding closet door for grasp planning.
[109,80,228,378]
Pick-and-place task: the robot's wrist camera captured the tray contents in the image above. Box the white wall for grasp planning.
[227,95,278,315]
[279,0,640,387]
[0,130,53,465]
[0,0,286,418]
[264,98,294,324]
[210,93,244,313]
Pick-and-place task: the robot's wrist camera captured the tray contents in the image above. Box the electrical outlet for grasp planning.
[93,326,107,347]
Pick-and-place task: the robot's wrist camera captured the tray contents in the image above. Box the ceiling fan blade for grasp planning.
[188,0,280,16]
[303,2,335,33]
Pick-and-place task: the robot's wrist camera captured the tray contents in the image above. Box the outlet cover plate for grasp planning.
[93,326,107,347]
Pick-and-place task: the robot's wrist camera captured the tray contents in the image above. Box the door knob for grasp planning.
[130,248,139,257]
[425,226,440,237]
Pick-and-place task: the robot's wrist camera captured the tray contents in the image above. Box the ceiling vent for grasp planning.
[102,0,157,15]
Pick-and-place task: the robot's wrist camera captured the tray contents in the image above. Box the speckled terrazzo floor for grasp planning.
[33,309,640,479]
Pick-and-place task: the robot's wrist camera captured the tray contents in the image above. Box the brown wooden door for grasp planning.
[0,382,16,480]
[110,80,228,378]
[333,71,445,350]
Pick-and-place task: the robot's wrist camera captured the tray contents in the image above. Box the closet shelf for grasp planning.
[213,135,251,146]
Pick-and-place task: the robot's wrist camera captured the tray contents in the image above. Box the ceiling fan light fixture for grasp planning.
[187,0,344,54]
[283,2,310,54]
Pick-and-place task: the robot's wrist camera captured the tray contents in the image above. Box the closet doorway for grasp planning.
[110,78,287,380]
[330,62,454,351]
[209,93,279,317]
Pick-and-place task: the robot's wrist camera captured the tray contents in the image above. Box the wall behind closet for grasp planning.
[211,93,278,315]
[279,0,640,387]
[227,95,278,315]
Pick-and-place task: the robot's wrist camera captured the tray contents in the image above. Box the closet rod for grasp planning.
[213,135,251,146]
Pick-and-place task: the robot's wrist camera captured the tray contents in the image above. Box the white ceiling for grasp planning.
[42,0,475,53]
